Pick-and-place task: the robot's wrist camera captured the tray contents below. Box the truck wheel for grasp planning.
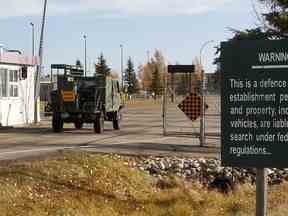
[113,111,121,130]
[74,122,83,129]
[94,113,104,133]
[52,112,63,132]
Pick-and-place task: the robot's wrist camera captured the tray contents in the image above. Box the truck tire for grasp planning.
[94,113,104,133]
[52,112,63,132]
[113,111,121,130]
[74,122,83,129]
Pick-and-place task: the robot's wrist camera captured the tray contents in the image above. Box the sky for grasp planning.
[0,0,264,76]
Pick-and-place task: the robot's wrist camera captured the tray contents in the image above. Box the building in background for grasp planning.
[0,44,39,126]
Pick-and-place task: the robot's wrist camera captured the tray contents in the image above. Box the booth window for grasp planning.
[0,68,8,97]
[9,70,19,97]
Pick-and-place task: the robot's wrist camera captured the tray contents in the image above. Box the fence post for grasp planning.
[200,70,206,147]
[162,71,168,136]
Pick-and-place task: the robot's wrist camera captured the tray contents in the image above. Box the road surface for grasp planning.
[0,99,221,161]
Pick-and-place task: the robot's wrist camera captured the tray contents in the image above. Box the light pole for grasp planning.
[30,22,35,57]
[34,0,48,124]
[83,35,87,77]
[120,44,124,88]
[199,40,214,147]
[147,50,150,63]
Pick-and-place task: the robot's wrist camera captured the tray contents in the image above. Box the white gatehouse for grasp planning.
[0,45,39,126]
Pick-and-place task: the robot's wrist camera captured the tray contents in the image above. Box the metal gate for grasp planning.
[162,67,221,147]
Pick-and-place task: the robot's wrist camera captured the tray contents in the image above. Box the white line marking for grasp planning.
[0,147,63,156]
[252,65,288,69]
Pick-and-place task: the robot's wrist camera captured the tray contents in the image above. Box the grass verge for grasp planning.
[0,151,287,216]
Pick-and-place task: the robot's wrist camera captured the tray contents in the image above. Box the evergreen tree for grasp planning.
[126,57,139,95]
[259,0,288,36]
[150,50,165,96]
[95,53,111,76]
[76,59,83,68]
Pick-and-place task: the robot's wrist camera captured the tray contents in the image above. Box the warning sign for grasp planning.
[221,39,288,168]
[178,93,207,121]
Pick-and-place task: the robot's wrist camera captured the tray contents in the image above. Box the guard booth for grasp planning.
[0,46,39,126]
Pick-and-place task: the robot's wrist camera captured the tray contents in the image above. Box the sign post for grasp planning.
[256,168,267,216]
[221,39,288,216]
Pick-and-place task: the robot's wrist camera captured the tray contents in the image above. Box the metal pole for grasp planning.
[120,44,124,88]
[171,73,175,103]
[256,168,267,216]
[199,40,214,147]
[147,50,150,63]
[30,22,35,57]
[84,35,87,77]
[163,68,167,136]
[34,0,48,123]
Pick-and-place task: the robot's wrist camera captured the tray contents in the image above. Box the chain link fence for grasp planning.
[163,72,221,146]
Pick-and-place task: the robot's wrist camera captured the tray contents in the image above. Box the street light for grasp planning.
[83,35,87,77]
[30,22,35,57]
[120,44,124,88]
[34,0,48,124]
[199,40,214,147]
[147,50,150,63]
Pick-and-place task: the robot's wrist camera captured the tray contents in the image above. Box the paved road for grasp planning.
[0,100,221,161]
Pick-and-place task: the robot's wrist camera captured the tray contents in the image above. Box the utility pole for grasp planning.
[30,22,35,57]
[34,0,47,123]
[147,50,150,63]
[84,35,87,77]
[120,44,124,88]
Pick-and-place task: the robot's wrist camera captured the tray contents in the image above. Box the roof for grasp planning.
[0,52,38,66]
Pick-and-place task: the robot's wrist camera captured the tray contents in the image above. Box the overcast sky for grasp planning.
[0,0,263,75]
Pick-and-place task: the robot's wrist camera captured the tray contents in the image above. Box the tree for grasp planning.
[139,49,166,96]
[258,0,288,36]
[151,64,162,97]
[220,1,288,44]
[95,53,111,76]
[76,59,83,68]
[150,50,166,96]
[139,62,153,92]
[126,57,139,95]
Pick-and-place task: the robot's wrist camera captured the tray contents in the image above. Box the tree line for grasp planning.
[76,49,177,97]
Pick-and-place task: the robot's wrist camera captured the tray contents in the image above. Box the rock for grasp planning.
[184,170,192,177]
[191,160,200,168]
[198,158,206,164]
[139,166,145,171]
[267,168,274,176]
[271,178,283,185]
[132,156,287,187]
[159,161,166,170]
[178,160,185,169]
[209,176,235,193]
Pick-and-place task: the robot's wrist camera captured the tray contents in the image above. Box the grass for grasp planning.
[0,151,287,216]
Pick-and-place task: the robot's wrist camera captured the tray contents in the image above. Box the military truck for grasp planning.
[49,64,122,133]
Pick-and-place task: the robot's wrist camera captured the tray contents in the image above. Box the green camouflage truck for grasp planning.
[49,64,122,133]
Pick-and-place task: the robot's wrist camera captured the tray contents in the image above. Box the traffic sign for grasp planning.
[178,93,207,121]
[168,65,195,73]
[221,39,288,168]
